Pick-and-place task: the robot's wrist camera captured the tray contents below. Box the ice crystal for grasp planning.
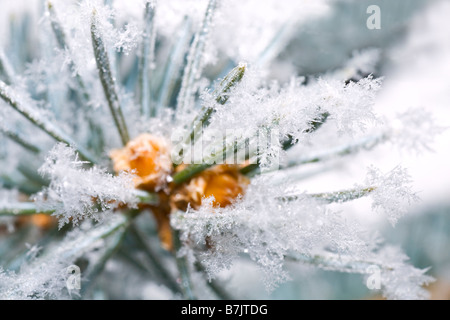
[172,174,428,295]
[374,246,433,300]
[198,70,382,171]
[365,166,419,226]
[0,214,128,299]
[34,143,137,228]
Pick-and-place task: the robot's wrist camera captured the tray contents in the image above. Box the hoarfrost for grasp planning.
[366,166,419,226]
[34,143,137,228]
[374,246,434,300]
[0,214,128,299]
[171,175,417,293]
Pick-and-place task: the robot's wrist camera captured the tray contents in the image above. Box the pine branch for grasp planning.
[48,1,105,154]
[0,202,54,216]
[0,49,14,85]
[134,189,160,206]
[129,223,181,294]
[91,9,130,146]
[47,2,67,50]
[80,226,127,296]
[0,80,97,163]
[286,252,394,274]
[0,175,42,195]
[17,163,49,187]
[156,17,192,110]
[48,2,89,99]
[178,63,246,160]
[194,261,233,300]
[117,247,151,274]
[172,228,196,300]
[0,127,41,154]
[278,187,377,203]
[173,134,247,184]
[171,64,247,181]
[172,163,212,185]
[176,0,218,118]
[240,112,330,176]
[284,132,388,169]
[138,1,157,118]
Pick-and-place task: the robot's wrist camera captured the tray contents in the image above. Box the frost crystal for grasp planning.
[172,175,426,296]
[198,70,382,170]
[366,166,419,226]
[34,144,137,227]
[0,214,128,299]
[375,246,434,300]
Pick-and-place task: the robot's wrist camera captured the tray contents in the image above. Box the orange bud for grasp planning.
[110,134,172,191]
[171,165,249,210]
[30,214,56,230]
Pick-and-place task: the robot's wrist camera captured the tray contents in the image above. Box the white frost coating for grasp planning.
[0,214,128,299]
[293,247,433,300]
[176,0,218,119]
[79,1,141,54]
[366,166,419,226]
[207,70,381,136]
[375,246,434,300]
[198,69,382,169]
[172,176,366,291]
[171,175,428,296]
[316,76,382,135]
[34,143,137,228]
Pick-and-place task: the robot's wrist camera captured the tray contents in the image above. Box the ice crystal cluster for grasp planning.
[0,0,441,300]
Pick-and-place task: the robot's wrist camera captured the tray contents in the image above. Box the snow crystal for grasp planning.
[366,166,419,226]
[173,176,377,292]
[172,173,429,295]
[197,68,382,170]
[0,214,128,299]
[372,246,434,300]
[34,143,137,228]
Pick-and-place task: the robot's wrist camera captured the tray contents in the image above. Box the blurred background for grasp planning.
[0,0,449,299]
